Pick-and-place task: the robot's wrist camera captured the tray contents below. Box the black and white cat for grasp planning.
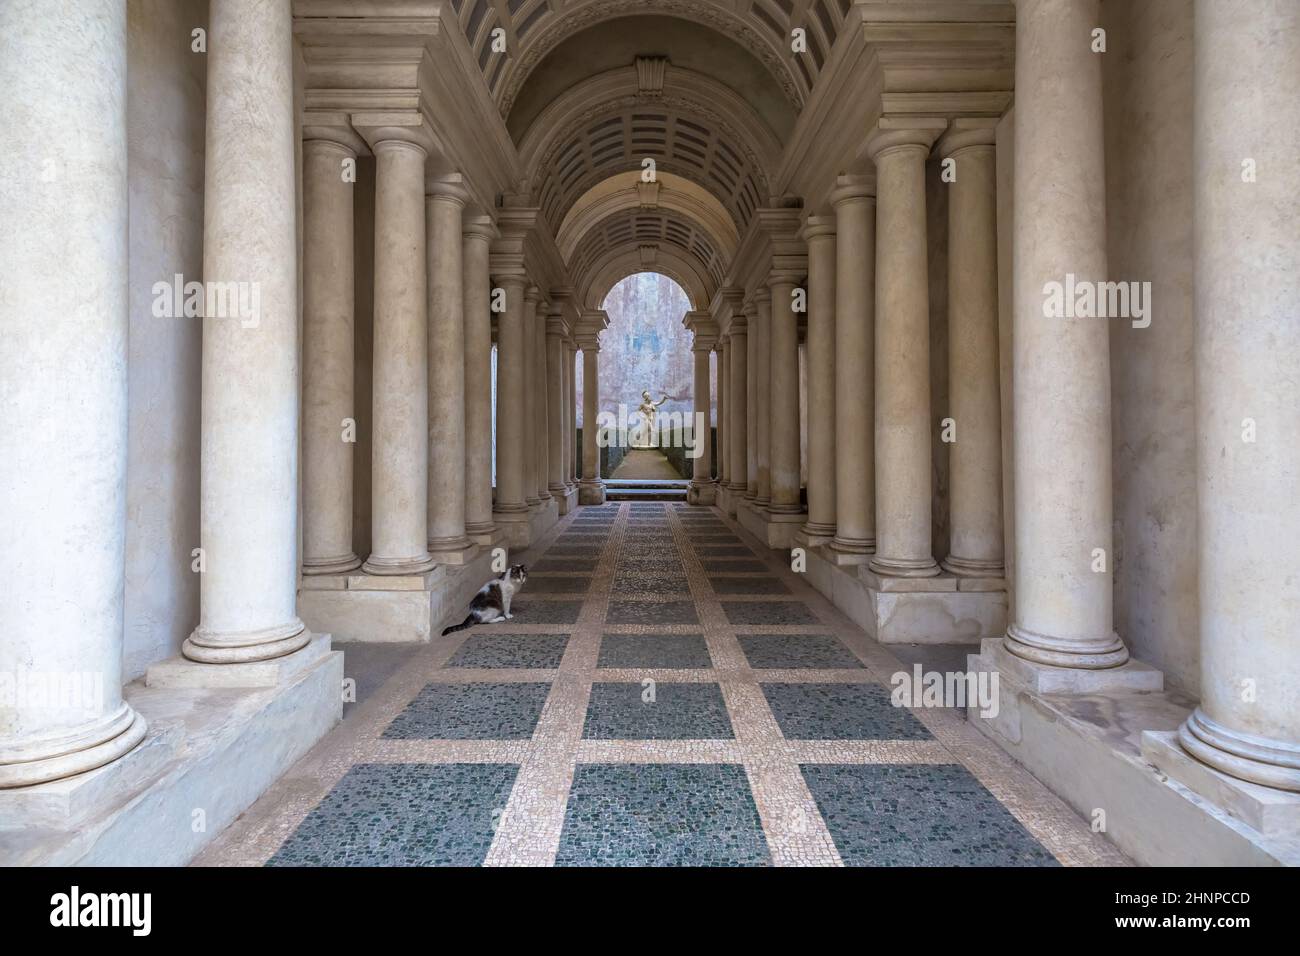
[441,564,529,635]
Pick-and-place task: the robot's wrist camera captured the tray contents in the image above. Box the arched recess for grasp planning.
[557,171,739,266]
[492,3,808,120]
[580,246,712,313]
[516,63,783,234]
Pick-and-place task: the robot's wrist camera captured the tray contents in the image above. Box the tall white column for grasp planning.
[744,303,759,499]
[767,278,801,513]
[939,124,1004,578]
[426,182,471,558]
[579,337,606,503]
[829,179,876,557]
[533,299,552,504]
[522,287,543,506]
[801,216,837,543]
[493,275,530,517]
[1004,0,1127,667]
[728,319,749,501]
[187,0,312,657]
[753,289,773,507]
[565,339,578,493]
[718,339,729,489]
[302,138,361,575]
[868,125,942,579]
[361,139,435,576]
[0,0,147,786]
[690,338,715,496]
[463,216,497,540]
[1177,0,1300,790]
[546,318,568,497]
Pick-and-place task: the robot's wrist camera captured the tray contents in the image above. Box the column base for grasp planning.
[182,618,311,664]
[302,551,363,575]
[578,479,606,505]
[298,550,499,643]
[0,704,148,790]
[1173,709,1300,793]
[868,554,941,578]
[827,534,875,566]
[967,646,1297,865]
[687,479,717,505]
[736,498,805,548]
[466,520,500,546]
[361,551,437,576]
[941,554,1005,578]
[1003,622,1131,670]
[427,536,478,566]
[552,482,579,514]
[795,541,1008,643]
[1,637,343,865]
[987,636,1160,694]
[795,519,836,549]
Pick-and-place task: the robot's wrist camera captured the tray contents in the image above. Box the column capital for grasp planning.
[426,173,471,206]
[865,116,947,162]
[937,117,998,159]
[767,270,802,289]
[524,285,543,304]
[751,286,772,305]
[463,214,497,242]
[801,214,836,242]
[301,109,368,156]
[829,173,876,207]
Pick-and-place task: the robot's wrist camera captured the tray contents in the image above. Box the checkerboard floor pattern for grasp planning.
[197,501,1128,868]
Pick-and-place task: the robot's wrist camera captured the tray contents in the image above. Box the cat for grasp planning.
[440,564,529,635]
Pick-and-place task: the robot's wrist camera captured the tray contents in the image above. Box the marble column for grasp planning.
[534,302,552,504]
[829,179,876,557]
[0,0,147,786]
[565,340,579,493]
[728,319,749,500]
[690,338,715,494]
[463,216,497,540]
[939,124,1004,578]
[362,139,435,576]
[187,0,313,656]
[744,304,759,498]
[493,275,530,517]
[546,318,568,498]
[767,278,801,514]
[426,182,472,558]
[718,340,729,488]
[302,138,361,575]
[1004,0,1127,667]
[523,288,545,506]
[867,125,942,578]
[1177,0,1300,790]
[753,289,773,506]
[801,216,837,543]
[579,338,605,503]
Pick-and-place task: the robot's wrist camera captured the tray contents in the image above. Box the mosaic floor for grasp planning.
[197,502,1129,867]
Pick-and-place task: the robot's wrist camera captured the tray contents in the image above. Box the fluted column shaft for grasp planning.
[1177,0,1300,790]
[802,217,837,540]
[188,0,313,654]
[829,181,876,555]
[426,185,470,555]
[1004,0,1126,666]
[0,0,147,786]
[302,138,361,575]
[767,279,801,513]
[940,127,1004,577]
[493,275,529,515]
[462,217,496,538]
[691,343,714,488]
[363,139,436,576]
[753,290,773,506]
[546,320,567,496]
[868,130,941,578]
